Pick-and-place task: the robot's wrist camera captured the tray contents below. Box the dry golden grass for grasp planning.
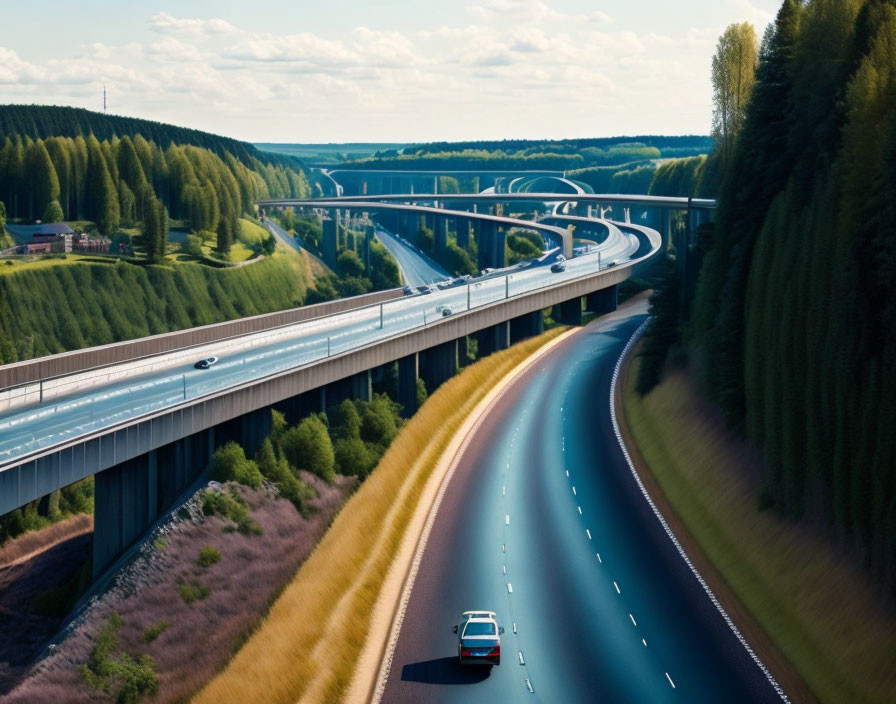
[194,328,567,704]
[623,359,896,704]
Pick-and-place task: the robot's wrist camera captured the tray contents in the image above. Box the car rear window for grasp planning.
[463,622,496,636]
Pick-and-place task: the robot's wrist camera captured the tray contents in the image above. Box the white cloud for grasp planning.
[149,12,236,37]
[0,2,752,141]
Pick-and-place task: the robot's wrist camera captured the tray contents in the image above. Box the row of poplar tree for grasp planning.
[642,0,896,587]
[0,130,311,260]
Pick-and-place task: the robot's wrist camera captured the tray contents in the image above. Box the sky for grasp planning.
[0,0,781,144]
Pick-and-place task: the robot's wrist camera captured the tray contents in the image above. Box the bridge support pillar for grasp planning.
[585,285,618,317]
[363,224,373,273]
[325,370,372,410]
[323,215,338,267]
[419,340,459,394]
[477,222,505,270]
[477,321,510,358]
[434,216,447,257]
[93,426,215,579]
[456,219,470,249]
[397,353,420,417]
[555,297,583,326]
[510,310,544,343]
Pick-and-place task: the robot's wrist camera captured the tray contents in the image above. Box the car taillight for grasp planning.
[461,648,474,657]
[486,644,501,658]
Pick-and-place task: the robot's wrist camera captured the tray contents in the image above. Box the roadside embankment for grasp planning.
[196,326,574,704]
[618,349,896,704]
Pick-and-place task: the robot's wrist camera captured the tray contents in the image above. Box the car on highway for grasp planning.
[417,285,434,295]
[440,306,452,317]
[452,611,504,666]
[402,285,415,296]
[551,262,567,273]
[194,356,219,369]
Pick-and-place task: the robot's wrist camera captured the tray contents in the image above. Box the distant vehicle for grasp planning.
[480,268,495,276]
[453,611,504,666]
[403,285,415,295]
[441,306,453,317]
[417,285,433,294]
[194,356,219,369]
[437,279,454,289]
[455,274,472,283]
[551,262,567,273]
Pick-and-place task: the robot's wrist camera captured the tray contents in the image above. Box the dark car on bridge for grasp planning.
[551,262,567,273]
[452,611,504,666]
[194,356,219,369]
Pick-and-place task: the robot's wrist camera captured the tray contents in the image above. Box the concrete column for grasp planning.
[555,297,583,326]
[477,321,510,358]
[477,221,496,271]
[419,340,459,393]
[585,285,618,317]
[93,423,215,579]
[433,176,439,194]
[510,310,544,343]
[363,224,373,273]
[325,370,373,409]
[397,353,420,417]
[457,218,470,249]
[323,216,338,267]
[434,216,447,256]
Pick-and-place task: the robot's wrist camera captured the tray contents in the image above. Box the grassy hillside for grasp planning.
[0,248,310,363]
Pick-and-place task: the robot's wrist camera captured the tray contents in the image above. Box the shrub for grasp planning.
[360,394,401,447]
[279,414,335,483]
[141,620,170,644]
[81,612,159,704]
[197,546,221,567]
[175,577,210,605]
[334,437,373,478]
[200,487,261,535]
[255,438,317,515]
[209,442,263,488]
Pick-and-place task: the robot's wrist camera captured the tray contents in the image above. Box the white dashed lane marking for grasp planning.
[507,583,513,593]
[577,506,582,515]
[506,514,510,525]
[629,614,638,627]
[666,673,676,689]
[585,529,592,540]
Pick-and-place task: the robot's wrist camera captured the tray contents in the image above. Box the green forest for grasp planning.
[0,252,308,363]
[644,0,896,587]
[0,105,312,256]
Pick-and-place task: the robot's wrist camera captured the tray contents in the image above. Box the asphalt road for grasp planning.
[374,227,451,288]
[0,222,646,467]
[380,303,781,703]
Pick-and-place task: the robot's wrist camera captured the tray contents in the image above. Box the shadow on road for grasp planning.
[400,657,492,684]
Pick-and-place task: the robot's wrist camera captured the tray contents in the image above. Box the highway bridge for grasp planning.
[0,194,664,577]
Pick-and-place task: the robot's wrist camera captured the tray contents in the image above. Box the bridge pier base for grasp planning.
[585,285,618,317]
[397,353,420,417]
[93,427,215,579]
[555,297,583,326]
[477,321,510,358]
[325,370,372,410]
[510,310,544,343]
[419,340,459,394]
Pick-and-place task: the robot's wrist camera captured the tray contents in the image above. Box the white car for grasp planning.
[452,611,504,666]
[194,356,219,369]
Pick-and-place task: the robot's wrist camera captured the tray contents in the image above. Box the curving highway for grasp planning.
[373,227,451,288]
[379,301,782,703]
[0,221,649,469]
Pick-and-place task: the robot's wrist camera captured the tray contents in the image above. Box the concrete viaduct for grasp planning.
[0,194,690,579]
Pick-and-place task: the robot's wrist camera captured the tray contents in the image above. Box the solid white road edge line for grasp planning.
[609,319,789,703]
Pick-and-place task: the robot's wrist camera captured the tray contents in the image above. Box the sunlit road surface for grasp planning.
[380,303,782,703]
[0,230,641,468]
[374,227,451,288]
